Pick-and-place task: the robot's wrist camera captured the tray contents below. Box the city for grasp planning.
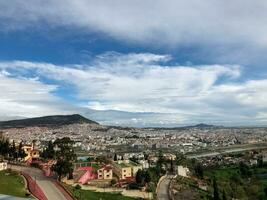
[1,1,267,200]
[1,115,267,199]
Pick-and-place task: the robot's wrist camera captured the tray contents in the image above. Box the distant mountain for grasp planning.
[145,123,223,130]
[0,114,98,128]
[191,123,219,128]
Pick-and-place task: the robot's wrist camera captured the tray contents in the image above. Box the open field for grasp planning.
[65,185,136,200]
[0,170,28,198]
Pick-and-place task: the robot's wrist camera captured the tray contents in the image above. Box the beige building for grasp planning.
[97,165,113,180]
[113,160,142,180]
[177,165,189,177]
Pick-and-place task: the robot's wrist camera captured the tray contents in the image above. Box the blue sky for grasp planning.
[0,1,267,127]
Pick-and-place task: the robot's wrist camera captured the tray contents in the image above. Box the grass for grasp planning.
[65,185,136,200]
[115,161,139,168]
[0,170,28,198]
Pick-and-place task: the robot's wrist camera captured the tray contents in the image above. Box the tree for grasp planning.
[136,169,144,185]
[10,140,17,160]
[239,162,250,177]
[114,153,118,161]
[213,177,220,200]
[0,138,10,158]
[18,141,26,159]
[194,163,204,179]
[170,159,174,174]
[144,171,151,184]
[52,159,72,181]
[52,137,76,181]
[42,141,55,159]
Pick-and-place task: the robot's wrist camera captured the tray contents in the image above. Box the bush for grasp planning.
[75,184,81,190]
[128,182,140,189]
[111,179,117,185]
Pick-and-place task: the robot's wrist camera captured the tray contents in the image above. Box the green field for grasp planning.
[66,185,136,200]
[0,170,28,198]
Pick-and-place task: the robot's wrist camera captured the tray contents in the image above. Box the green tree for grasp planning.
[144,170,151,184]
[136,169,144,185]
[114,153,118,161]
[194,163,204,179]
[10,140,17,160]
[52,159,73,181]
[52,137,76,181]
[213,177,220,200]
[0,138,10,158]
[42,141,55,159]
[18,141,26,159]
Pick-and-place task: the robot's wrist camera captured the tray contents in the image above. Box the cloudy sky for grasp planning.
[0,0,267,127]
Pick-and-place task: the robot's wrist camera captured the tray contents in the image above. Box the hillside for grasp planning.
[0,114,98,128]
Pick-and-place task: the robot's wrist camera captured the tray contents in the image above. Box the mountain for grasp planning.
[0,114,98,128]
[191,123,219,128]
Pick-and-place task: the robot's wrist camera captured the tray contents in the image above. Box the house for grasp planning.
[177,165,190,177]
[113,160,142,180]
[0,161,7,171]
[163,153,176,161]
[97,165,113,180]
[76,167,97,184]
[22,143,40,163]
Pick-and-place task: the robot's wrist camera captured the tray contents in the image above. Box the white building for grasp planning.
[177,165,189,177]
[0,162,8,171]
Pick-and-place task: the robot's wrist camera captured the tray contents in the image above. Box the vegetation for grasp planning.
[0,170,29,197]
[204,163,267,199]
[0,114,97,128]
[41,140,55,159]
[0,137,26,160]
[66,185,136,200]
[51,137,76,181]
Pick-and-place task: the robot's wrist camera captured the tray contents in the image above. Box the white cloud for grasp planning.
[0,52,266,126]
[1,0,267,47]
[0,73,77,118]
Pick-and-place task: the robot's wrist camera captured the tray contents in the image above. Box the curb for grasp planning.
[54,181,75,200]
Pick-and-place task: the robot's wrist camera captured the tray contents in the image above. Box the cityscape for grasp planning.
[1,1,267,200]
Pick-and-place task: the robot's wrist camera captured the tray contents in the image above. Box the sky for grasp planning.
[0,0,267,127]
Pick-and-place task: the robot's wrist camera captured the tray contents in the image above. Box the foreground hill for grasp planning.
[0,114,98,128]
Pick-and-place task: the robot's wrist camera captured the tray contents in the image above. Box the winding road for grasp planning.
[157,175,174,200]
[10,165,72,200]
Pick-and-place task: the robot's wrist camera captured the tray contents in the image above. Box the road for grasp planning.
[157,175,174,200]
[10,165,71,200]
[187,145,267,159]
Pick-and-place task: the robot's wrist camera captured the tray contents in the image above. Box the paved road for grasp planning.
[10,165,70,200]
[0,194,33,200]
[157,175,174,200]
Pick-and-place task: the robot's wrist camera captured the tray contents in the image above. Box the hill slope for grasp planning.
[0,114,98,128]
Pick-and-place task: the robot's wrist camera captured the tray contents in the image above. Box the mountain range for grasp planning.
[0,114,218,130]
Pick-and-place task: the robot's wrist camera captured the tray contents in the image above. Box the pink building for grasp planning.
[77,167,97,184]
